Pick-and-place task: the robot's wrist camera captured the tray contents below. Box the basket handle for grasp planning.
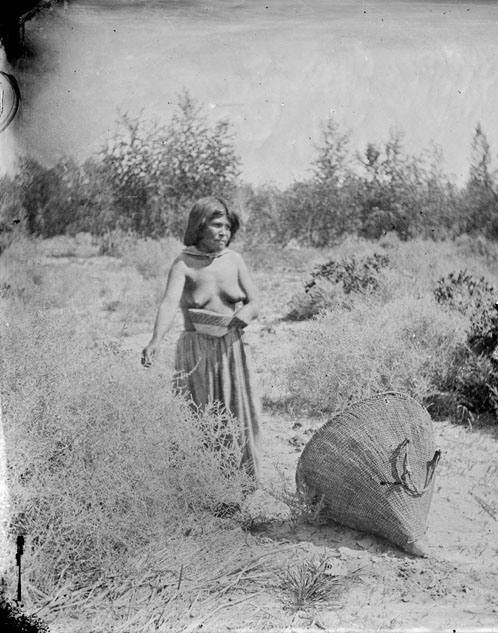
[394,439,441,497]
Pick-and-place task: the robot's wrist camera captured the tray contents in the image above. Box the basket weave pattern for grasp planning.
[296,392,439,554]
[188,309,233,337]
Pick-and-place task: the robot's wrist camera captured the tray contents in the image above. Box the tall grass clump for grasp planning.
[284,236,498,422]
[287,293,467,416]
[0,292,251,599]
[279,555,345,612]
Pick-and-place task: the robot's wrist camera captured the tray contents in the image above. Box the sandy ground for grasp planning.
[32,253,498,631]
[245,270,498,632]
[247,412,498,632]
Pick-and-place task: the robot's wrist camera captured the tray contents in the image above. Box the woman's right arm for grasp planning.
[141,259,186,367]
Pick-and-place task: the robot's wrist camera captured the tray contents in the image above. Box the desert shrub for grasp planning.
[429,343,498,422]
[304,253,390,293]
[1,294,251,595]
[287,295,467,415]
[431,270,498,419]
[285,280,350,322]
[467,301,498,357]
[434,270,496,314]
[434,269,498,361]
[0,238,45,304]
[450,353,498,417]
[375,237,498,299]
[287,240,498,422]
[285,253,390,321]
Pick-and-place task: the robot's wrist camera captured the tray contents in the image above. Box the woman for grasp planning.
[141,197,261,482]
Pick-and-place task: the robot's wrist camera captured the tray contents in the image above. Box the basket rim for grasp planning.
[330,391,428,419]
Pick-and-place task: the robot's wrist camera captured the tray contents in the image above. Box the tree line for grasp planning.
[1,91,498,248]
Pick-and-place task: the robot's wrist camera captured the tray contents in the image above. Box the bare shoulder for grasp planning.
[169,255,188,275]
[228,250,256,286]
[173,253,189,266]
[226,248,247,267]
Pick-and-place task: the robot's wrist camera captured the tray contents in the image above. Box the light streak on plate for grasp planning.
[0,395,9,578]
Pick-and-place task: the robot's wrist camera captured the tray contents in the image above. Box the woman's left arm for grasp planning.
[233,254,260,326]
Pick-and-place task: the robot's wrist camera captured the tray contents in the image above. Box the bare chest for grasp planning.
[182,258,244,308]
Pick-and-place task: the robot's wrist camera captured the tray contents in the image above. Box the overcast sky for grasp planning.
[11,0,498,185]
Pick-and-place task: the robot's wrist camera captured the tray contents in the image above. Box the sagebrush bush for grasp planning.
[280,236,498,420]
[285,252,390,321]
[431,269,498,419]
[285,279,351,322]
[287,295,467,415]
[449,353,498,417]
[1,293,251,595]
[434,270,496,315]
[304,253,390,293]
[468,302,498,358]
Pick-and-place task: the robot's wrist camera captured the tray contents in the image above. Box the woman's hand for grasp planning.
[236,254,259,323]
[229,315,249,330]
[141,342,159,368]
[230,301,254,329]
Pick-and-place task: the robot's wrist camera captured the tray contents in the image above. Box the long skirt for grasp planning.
[174,329,261,481]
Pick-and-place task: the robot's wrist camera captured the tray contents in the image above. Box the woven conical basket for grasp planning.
[296,392,440,556]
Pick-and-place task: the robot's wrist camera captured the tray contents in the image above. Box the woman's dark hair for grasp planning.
[183,197,240,247]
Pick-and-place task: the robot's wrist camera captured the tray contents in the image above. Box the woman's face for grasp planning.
[197,214,231,253]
